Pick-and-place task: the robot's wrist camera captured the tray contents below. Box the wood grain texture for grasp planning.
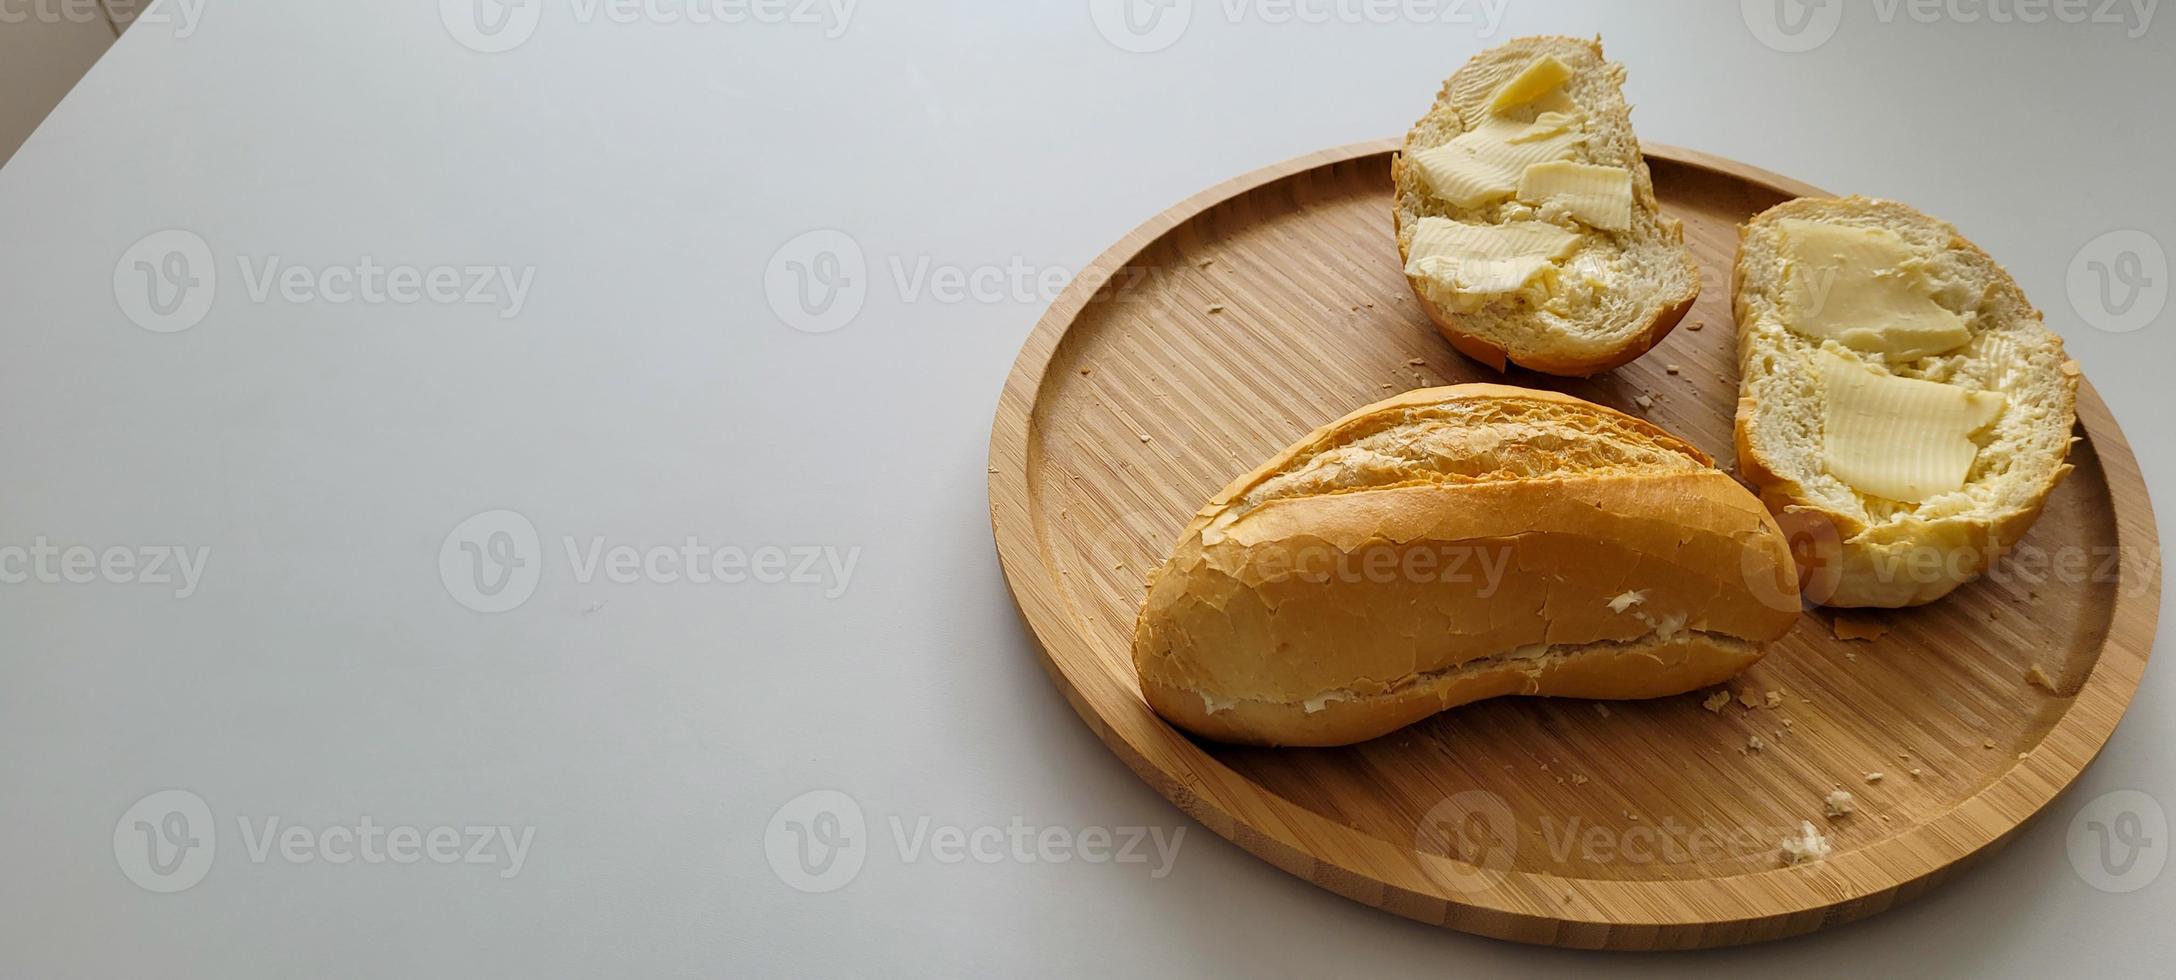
[986,141,2160,950]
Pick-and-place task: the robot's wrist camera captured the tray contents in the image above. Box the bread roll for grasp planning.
[1392,36,1699,376]
[1132,385,1801,746]
[1733,197,2079,607]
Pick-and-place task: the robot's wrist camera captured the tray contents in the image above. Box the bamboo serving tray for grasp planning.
[986,141,2158,949]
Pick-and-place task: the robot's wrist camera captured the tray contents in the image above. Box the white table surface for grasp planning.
[3,1,2172,975]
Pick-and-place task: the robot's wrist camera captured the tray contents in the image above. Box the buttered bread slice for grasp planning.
[1734,197,2080,608]
[1393,36,1699,376]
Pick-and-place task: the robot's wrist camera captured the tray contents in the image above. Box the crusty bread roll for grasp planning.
[1733,197,2079,608]
[1132,385,1801,746]
[1392,36,1699,377]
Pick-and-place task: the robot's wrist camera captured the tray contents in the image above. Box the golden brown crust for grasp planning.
[1730,197,2081,607]
[1132,385,1801,746]
[1142,633,1766,747]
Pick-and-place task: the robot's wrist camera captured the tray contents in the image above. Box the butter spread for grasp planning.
[1778,219,1972,359]
[1515,160,1633,233]
[1404,217,1582,311]
[1817,350,2005,502]
[1487,55,1575,114]
[1411,116,1586,209]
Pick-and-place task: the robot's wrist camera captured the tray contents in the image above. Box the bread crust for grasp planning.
[1142,633,1767,747]
[1132,385,1801,746]
[1731,197,2080,608]
[1399,261,1696,376]
[1391,35,1700,377]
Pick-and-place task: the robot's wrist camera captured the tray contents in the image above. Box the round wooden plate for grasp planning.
[986,141,2159,949]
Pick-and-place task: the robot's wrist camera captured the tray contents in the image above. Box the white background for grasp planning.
[2,0,2172,975]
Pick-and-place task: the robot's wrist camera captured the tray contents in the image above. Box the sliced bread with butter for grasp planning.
[1393,36,1700,377]
[1734,197,2080,608]
[1132,384,1801,747]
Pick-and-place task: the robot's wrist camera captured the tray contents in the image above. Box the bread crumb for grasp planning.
[1406,358,1426,366]
[1831,613,1887,642]
[1138,434,1152,443]
[1626,812,1640,821]
[1864,772,1884,783]
[1909,768,1923,778]
[1737,690,1761,710]
[1593,703,1612,718]
[1078,367,1092,376]
[1382,383,1395,389]
[1778,821,1831,865]
[1205,303,1226,314]
[2025,665,2058,693]
[1607,590,1645,612]
[1747,735,1766,752]
[1688,321,1705,331]
[1196,258,1214,268]
[1982,738,1997,749]
[1633,394,1654,410]
[1845,650,1859,662]
[1824,790,1855,819]
[1764,690,1783,709]
[1571,773,1589,785]
[1665,364,1681,375]
[1702,690,1731,713]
